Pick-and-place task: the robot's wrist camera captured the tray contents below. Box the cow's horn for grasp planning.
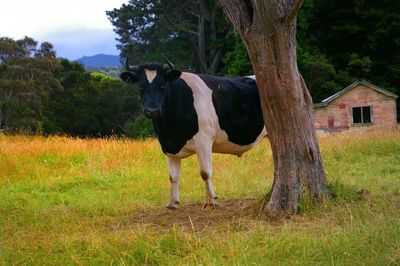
[161,53,175,69]
[125,49,139,71]
[125,49,130,70]
[130,65,139,71]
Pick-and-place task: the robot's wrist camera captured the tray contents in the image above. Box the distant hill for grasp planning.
[75,54,122,67]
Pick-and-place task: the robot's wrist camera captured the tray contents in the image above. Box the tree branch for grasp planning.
[286,0,304,25]
[210,48,222,74]
[187,10,200,19]
[163,15,198,36]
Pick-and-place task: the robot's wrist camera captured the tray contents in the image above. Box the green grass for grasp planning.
[0,132,399,265]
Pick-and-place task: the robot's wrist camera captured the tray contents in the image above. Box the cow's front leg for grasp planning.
[165,156,181,209]
[200,170,218,210]
[196,140,218,209]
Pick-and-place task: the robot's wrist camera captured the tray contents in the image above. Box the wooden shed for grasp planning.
[313,80,398,132]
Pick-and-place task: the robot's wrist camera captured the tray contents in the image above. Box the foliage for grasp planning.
[124,114,154,139]
[297,48,354,102]
[304,0,400,116]
[223,35,252,76]
[307,0,400,85]
[106,0,234,74]
[0,37,61,133]
[346,53,372,79]
[107,1,191,68]
[43,60,143,137]
[1,0,400,135]
[107,0,399,121]
[1,131,399,264]
[85,66,122,79]
[0,36,154,138]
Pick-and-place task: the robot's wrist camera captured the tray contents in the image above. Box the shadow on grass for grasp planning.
[297,180,368,214]
[259,180,367,216]
[116,182,370,232]
[118,198,260,232]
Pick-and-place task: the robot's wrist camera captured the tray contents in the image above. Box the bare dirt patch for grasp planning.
[123,198,260,232]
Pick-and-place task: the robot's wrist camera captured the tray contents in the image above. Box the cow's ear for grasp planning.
[165,69,181,82]
[120,71,139,84]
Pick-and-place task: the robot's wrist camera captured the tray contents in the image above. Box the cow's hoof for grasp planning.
[202,203,216,211]
[165,204,177,210]
[165,201,180,210]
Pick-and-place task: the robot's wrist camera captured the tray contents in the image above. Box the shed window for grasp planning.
[352,106,372,124]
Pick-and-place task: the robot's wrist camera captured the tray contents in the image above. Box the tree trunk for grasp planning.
[0,104,3,129]
[197,0,207,73]
[219,0,328,218]
[210,7,217,60]
[209,5,223,74]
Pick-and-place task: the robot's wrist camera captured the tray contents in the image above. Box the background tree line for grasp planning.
[107,0,400,111]
[0,37,150,137]
[0,0,398,137]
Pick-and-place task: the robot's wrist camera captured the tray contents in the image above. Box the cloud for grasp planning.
[0,0,127,60]
[37,28,120,60]
[0,0,127,38]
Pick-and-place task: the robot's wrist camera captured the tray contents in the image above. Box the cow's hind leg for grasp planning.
[196,140,218,209]
[166,156,181,209]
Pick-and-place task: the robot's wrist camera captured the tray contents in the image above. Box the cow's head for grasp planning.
[120,58,181,119]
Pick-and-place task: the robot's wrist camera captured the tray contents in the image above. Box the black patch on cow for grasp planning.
[198,74,264,146]
[152,78,198,154]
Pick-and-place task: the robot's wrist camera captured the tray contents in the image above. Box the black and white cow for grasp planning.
[120,62,266,209]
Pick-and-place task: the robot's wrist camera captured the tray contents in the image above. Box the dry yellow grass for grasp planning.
[0,130,399,265]
[0,135,156,183]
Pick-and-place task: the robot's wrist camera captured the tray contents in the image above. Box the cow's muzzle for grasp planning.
[144,107,161,118]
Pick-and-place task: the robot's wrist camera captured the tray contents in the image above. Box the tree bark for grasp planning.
[0,104,3,129]
[219,0,328,218]
[210,7,217,60]
[197,0,207,72]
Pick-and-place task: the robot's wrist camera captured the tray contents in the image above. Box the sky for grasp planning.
[0,0,128,60]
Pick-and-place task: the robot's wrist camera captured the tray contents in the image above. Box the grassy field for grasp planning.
[0,131,399,265]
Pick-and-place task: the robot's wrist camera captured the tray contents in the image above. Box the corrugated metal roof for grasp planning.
[313,80,398,107]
